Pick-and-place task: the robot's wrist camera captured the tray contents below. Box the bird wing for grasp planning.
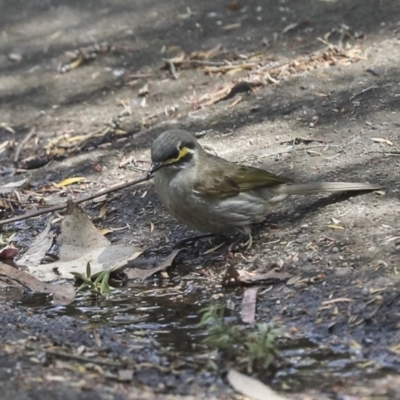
[193,157,286,199]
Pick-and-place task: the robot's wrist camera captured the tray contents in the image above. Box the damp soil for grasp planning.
[1,0,400,399]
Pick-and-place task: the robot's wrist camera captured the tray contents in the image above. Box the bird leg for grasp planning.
[174,233,216,249]
[226,232,253,255]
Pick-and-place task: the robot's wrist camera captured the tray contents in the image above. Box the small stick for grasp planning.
[0,174,151,226]
[162,58,178,79]
[25,345,126,367]
[14,127,36,163]
[71,126,109,152]
[350,85,379,101]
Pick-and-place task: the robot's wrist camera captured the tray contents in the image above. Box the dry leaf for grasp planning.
[370,137,394,146]
[0,246,18,260]
[386,236,400,243]
[18,221,53,266]
[221,23,241,31]
[327,224,345,230]
[98,203,107,218]
[0,262,75,305]
[124,249,182,280]
[23,201,142,281]
[241,287,258,323]
[227,369,290,400]
[223,265,291,286]
[138,84,149,97]
[0,178,28,193]
[55,177,86,187]
[0,178,29,194]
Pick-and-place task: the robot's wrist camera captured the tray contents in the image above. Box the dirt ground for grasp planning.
[1,0,400,399]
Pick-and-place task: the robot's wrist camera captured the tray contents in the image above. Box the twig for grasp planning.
[162,58,178,79]
[204,62,256,73]
[350,85,379,101]
[13,127,36,163]
[364,151,400,156]
[186,60,229,67]
[0,174,151,226]
[26,345,126,367]
[71,126,109,152]
[258,144,342,159]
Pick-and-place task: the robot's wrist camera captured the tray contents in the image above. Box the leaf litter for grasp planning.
[1,199,184,302]
[223,264,292,286]
[0,262,75,305]
[22,200,143,282]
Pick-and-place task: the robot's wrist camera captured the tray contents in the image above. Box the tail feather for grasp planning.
[276,182,381,196]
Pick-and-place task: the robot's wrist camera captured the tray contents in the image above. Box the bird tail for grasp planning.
[276,181,381,196]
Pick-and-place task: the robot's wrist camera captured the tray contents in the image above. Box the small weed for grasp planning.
[71,262,111,297]
[199,303,280,373]
[0,233,16,246]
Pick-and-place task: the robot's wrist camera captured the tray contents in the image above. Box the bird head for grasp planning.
[149,130,201,175]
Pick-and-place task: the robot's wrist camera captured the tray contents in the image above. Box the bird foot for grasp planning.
[226,234,253,254]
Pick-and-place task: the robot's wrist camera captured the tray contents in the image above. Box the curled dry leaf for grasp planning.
[0,246,19,260]
[23,201,143,282]
[327,224,344,230]
[18,220,53,268]
[123,249,183,280]
[0,262,75,305]
[0,178,30,194]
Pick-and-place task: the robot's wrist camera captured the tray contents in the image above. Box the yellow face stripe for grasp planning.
[166,146,191,164]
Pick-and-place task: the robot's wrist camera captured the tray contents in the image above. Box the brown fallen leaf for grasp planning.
[0,262,75,305]
[241,287,258,324]
[223,265,291,286]
[222,264,241,286]
[124,249,183,280]
[199,85,233,107]
[0,246,18,260]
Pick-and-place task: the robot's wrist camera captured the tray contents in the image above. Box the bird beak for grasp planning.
[148,161,163,175]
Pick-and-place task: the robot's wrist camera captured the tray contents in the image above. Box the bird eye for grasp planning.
[166,146,191,164]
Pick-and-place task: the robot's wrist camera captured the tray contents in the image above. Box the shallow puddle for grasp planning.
[14,283,398,396]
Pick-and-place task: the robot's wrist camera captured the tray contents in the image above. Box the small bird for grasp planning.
[149,129,380,246]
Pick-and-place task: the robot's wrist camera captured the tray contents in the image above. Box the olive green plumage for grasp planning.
[149,129,380,236]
